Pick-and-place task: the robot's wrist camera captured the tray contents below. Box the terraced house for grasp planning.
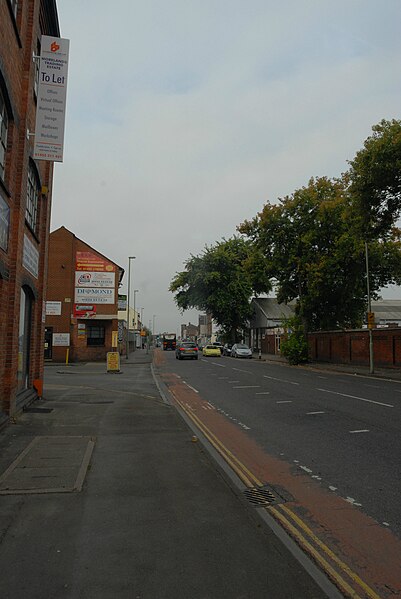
[0,0,60,425]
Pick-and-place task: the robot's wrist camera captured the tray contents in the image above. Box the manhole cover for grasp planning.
[243,485,285,507]
[0,436,95,495]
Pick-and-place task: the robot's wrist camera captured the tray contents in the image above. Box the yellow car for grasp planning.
[202,345,222,357]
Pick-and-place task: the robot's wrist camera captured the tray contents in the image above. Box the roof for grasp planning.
[252,297,295,321]
[371,300,401,321]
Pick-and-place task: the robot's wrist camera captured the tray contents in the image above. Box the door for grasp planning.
[44,327,53,359]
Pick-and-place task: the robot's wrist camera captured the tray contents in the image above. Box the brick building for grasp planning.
[0,0,60,423]
[45,227,124,362]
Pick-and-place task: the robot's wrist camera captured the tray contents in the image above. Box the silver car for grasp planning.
[231,343,252,358]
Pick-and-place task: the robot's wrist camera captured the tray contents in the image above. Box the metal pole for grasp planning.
[152,314,156,346]
[365,241,374,374]
[126,256,135,360]
[133,289,139,352]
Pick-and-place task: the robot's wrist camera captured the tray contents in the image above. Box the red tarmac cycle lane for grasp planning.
[155,350,401,599]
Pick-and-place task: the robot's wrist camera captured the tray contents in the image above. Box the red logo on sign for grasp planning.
[51,42,60,52]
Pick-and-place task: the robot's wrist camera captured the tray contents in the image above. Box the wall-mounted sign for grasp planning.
[74,304,97,318]
[33,35,70,162]
[75,271,115,288]
[118,294,127,310]
[52,332,70,346]
[0,195,10,252]
[75,288,115,304]
[22,234,39,278]
[76,251,115,273]
[46,301,62,315]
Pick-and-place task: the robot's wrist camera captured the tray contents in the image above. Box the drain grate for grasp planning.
[243,485,285,507]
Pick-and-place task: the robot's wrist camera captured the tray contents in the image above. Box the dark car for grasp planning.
[223,343,233,356]
[175,342,199,360]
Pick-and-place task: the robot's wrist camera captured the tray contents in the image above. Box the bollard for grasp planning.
[259,349,261,360]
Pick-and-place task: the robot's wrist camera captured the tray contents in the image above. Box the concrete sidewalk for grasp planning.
[0,349,335,599]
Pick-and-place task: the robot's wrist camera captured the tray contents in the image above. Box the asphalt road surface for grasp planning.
[162,350,401,539]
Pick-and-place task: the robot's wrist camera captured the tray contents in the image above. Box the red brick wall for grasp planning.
[46,227,122,362]
[308,329,401,368]
[0,1,59,415]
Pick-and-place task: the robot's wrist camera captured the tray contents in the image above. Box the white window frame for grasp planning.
[25,163,40,232]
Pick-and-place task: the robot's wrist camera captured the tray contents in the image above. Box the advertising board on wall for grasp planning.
[74,251,116,306]
[75,271,115,288]
[75,287,115,304]
[33,36,70,162]
[22,235,39,278]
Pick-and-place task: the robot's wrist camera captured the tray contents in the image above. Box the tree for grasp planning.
[239,176,401,331]
[348,119,401,238]
[170,237,271,341]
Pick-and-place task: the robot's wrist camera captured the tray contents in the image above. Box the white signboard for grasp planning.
[22,234,39,278]
[33,35,70,162]
[53,333,70,346]
[75,271,115,288]
[75,287,115,304]
[46,301,62,315]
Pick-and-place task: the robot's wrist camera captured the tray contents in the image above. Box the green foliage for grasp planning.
[170,237,271,342]
[348,119,401,238]
[280,316,309,365]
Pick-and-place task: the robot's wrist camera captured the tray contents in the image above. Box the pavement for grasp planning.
[1,349,398,598]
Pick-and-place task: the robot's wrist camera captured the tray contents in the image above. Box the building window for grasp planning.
[26,163,40,232]
[17,286,33,391]
[0,90,8,181]
[87,325,105,346]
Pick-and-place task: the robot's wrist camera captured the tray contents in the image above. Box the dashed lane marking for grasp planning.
[264,375,299,385]
[318,388,394,408]
[349,429,370,434]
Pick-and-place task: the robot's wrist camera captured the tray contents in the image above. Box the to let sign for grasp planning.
[33,35,70,162]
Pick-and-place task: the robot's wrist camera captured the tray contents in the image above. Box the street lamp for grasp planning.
[133,289,139,352]
[152,314,156,346]
[126,256,136,359]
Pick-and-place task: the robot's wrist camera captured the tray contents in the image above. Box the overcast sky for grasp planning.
[53,0,401,335]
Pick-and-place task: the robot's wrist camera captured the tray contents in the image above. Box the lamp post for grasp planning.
[152,314,156,346]
[133,289,139,352]
[126,256,136,359]
[365,242,374,374]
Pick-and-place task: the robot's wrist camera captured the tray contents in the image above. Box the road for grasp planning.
[157,349,401,598]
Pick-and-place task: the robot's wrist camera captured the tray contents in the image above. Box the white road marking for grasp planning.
[228,380,240,383]
[232,368,251,374]
[318,388,394,408]
[317,376,327,379]
[276,400,292,404]
[364,384,381,389]
[206,402,215,410]
[349,429,370,434]
[233,385,260,389]
[345,497,362,507]
[218,377,229,379]
[307,411,325,415]
[173,374,181,378]
[255,392,270,395]
[300,466,313,473]
[383,522,390,527]
[329,486,337,492]
[264,375,299,385]
[183,381,199,393]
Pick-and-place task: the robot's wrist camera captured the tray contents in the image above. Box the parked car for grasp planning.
[231,343,253,358]
[202,345,222,357]
[176,342,199,360]
[223,343,233,356]
[211,342,224,354]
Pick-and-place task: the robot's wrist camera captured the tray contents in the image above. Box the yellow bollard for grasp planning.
[65,348,69,365]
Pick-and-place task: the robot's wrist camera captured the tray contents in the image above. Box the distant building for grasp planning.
[249,297,295,352]
[45,227,124,362]
[181,322,199,341]
[0,0,60,422]
[199,313,212,337]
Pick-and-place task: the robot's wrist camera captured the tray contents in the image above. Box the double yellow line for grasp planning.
[173,393,380,599]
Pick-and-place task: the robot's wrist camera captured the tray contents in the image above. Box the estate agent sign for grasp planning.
[33,35,70,162]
